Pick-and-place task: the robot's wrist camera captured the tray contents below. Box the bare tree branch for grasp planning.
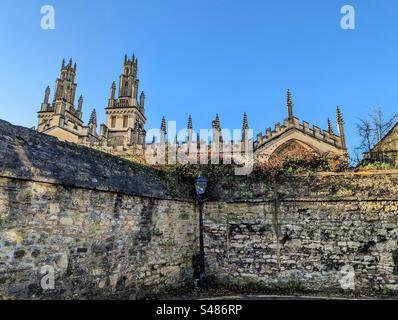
[355,107,397,164]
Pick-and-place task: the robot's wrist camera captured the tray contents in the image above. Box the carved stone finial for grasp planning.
[78,95,83,112]
[242,112,248,130]
[336,106,346,150]
[187,115,193,130]
[43,86,51,105]
[160,116,167,135]
[336,106,344,125]
[327,118,333,134]
[212,114,220,130]
[287,89,293,122]
[89,109,97,126]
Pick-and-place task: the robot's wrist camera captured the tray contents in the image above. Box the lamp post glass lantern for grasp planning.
[195,175,207,288]
[195,175,208,197]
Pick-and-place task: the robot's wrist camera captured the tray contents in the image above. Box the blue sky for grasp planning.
[0,0,397,156]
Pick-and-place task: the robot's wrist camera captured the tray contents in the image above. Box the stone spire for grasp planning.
[76,95,83,119]
[160,116,167,143]
[212,114,221,143]
[327,118,333,134]
[212,114,221,130]
[242,112,249,142]
[187,115,193,143]
[242,112,248,130]
[286,89,293,123]
[110,82,116,99]
[187,114,193,130]
[336,106,346,150]
[40,86,51,112]
[89,109,97,126]
[336,106,343,124]
[140,91,145,112]
[78,95,83,112]
[160,116,167,135]
[44,86,50,104]
[107,82,116,108]
[88,108,97,136]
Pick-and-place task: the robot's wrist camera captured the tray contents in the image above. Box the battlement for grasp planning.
[254,116,343,150]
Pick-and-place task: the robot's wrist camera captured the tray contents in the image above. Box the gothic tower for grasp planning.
[53,59,78,113]
[37,59,97,143]
[39,59,80,118]
[101,54,146,148]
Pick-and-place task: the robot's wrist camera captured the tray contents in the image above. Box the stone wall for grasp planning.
[0,177,196,299]
[0,120,197,299]
[204,173,398,293]
[1,119,398,298]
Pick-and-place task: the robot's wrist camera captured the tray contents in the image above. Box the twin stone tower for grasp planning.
[37,55,146,149]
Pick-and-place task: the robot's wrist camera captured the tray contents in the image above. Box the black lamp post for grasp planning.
[194,175,208,287]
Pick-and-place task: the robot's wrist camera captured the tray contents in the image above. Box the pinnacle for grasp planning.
[187,115,193,130]
[243,112,248,129]
[161,116,167,134]
[327,118,333,133]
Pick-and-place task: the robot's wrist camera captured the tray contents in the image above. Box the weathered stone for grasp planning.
[1,119,398,298]
[60,217,74,226]
[0,173,197,299]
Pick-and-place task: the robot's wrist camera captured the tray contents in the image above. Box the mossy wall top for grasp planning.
[0,119,194,200]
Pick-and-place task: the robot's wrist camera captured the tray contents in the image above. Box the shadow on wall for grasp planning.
[0,119,198,299]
